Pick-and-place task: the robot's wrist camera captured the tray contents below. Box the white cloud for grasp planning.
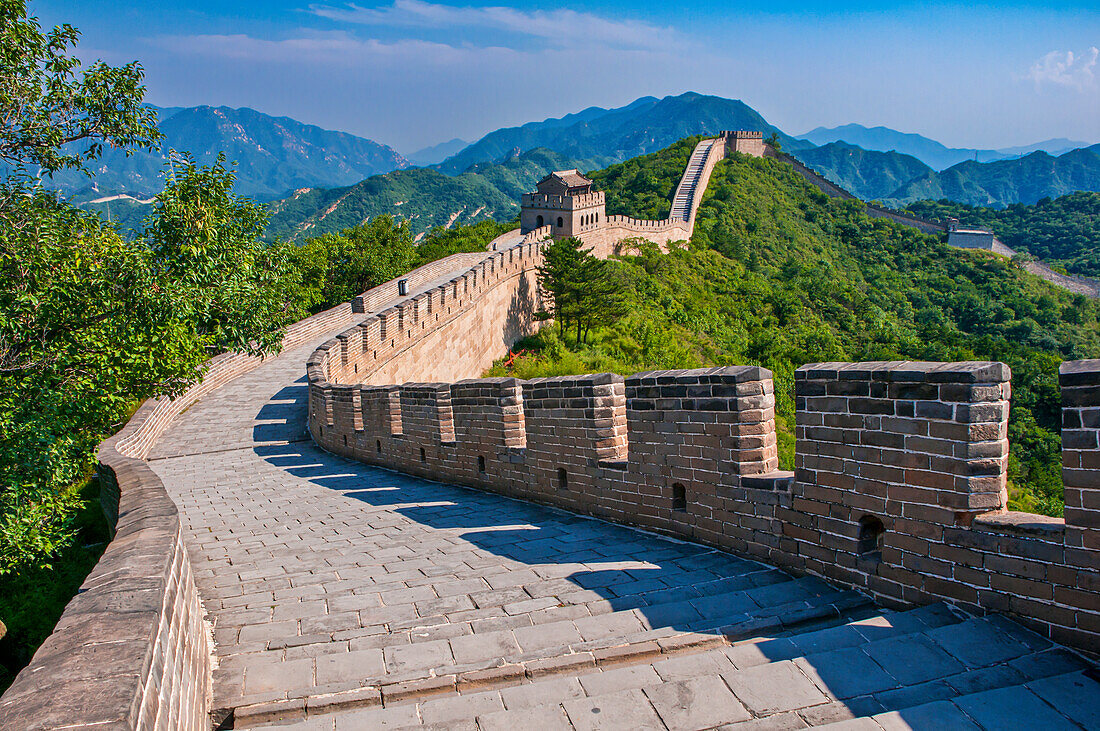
[1025,47,1098,91]
[307,0,674,49]
[153,30,518,67]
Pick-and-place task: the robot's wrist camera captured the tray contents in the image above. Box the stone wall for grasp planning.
[311,328,1100,654]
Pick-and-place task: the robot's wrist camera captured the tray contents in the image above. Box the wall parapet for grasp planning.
[310,355,1100,655]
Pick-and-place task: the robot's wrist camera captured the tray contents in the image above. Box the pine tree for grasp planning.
[537,237,628,343]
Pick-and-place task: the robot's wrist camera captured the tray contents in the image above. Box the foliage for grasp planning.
[0,0,160,174]
[490,146,1100,516]
[905,193,1100,277]
[0,1,294,585]
[889,145,1100,207]
[143,153,290,356]
[264,148,598,242]
[412,219,514,265]
[0,475,108,695]
[0,157,292,576]
[537,237,629,343]
[281,216,416,314]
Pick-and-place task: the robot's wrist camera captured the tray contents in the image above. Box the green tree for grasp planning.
[284,216,416,314]
[0,0,160,174]
[537,237,628,343]
[0,1,290,581]
[144,153,290,356]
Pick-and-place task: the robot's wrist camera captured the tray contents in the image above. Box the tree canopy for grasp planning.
[537,236,629,344]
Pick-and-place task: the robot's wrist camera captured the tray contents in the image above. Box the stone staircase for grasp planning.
[669,139,717,222]
[236,571,1099,729]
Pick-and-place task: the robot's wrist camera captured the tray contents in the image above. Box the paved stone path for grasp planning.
[146,277,1100,729]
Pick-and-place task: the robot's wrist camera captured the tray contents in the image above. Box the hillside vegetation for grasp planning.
[792,142,932,201]
[905,193,1100,278]
[889,145,1100,207]
[265,148,606,241]
[489,143,1100,517]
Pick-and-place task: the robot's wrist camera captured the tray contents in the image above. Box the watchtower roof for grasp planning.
[535,169,594,195]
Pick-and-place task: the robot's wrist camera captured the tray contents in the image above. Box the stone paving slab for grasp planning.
[145,318,843,716]
[142,266,1099,730]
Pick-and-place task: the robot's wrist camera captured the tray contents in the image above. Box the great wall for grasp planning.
[1,133,1098,730]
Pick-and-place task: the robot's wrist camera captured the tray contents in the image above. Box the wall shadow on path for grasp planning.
[246,371,1057,726]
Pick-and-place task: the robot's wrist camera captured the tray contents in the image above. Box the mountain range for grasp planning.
[798,123,1091,171]
[435,92,808,175]
[45,105,409,202]
[795,141,1100,207]
[29,92,1098,236]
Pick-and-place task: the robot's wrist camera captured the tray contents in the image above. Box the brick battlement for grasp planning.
[520,191,605,210]
[309,249,1100,653]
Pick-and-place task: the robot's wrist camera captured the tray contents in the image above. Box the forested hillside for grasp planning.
[792,142,932,201]
[906,193,1100,278]
[890,145,1100,207]
[265,148,609,241]
[490,143,1100,517]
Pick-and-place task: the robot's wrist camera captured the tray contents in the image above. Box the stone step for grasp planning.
[240,606,1098,729]
[324,609,1087,730]
[231,579,871,726]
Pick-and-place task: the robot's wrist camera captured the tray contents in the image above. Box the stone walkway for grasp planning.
[145,285,1100,730]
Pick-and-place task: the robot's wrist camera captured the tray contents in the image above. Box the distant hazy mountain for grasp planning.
[43,105,409,202]
[266,147,609,241]
[798,123,1092,171]
[438,92,807,175]
[996,138,1093,158]
[406,138,469,166]
[792,142,933,201]
[888,145,1100,207]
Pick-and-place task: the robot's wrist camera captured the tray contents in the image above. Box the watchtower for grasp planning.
[520,170,606,238]
[722,130,766,157]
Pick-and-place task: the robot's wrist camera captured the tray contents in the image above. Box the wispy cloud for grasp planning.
[307,0,674,49]
[1024,47,1098,91]
[153,30,518,66]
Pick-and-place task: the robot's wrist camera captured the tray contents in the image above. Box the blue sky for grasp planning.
[36,0,1099,154]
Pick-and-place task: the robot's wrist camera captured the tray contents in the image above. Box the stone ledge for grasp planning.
[973,510,1066,538]
[797,360,1010,384]
[742,471,795,491]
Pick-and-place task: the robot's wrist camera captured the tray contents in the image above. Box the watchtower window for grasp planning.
[557,216,564,228]
[376,440,382,454]
[557,468,568,490]
[420,447,426,462]
[672,483,687,512]
[537,214,543,227]
[478,455,486,473]
[857,515,885,556]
